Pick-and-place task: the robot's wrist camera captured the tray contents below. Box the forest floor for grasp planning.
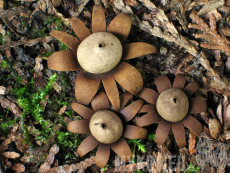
[0,0,230,172]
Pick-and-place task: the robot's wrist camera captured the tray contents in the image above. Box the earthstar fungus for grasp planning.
[47,5,157,111]
[135,75,207,148]
[67,91,147,168]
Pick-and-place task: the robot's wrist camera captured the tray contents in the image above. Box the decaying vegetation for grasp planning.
[0,0,230,172]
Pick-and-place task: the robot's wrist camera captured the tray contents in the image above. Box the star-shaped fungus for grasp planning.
[135,75,207,148]
[47,5,157,111]
[67,91,147,168]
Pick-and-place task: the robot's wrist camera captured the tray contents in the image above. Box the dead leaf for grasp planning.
[217,103,223,125]
[198,0,225,16]
[52,81,61,93]
[0,86,6,95]
[209,119,221,139]
[0,36,53,51]
[189,131,196,155]
[12,163,25,173]
[1,151,20,159]
[58,105,67,115]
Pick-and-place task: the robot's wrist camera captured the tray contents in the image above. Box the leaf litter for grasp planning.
[0,0,230,172]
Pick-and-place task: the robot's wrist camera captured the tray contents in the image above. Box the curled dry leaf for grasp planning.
[39,144,59,173]
[58,105,67,115]
[0,96,21,117]
[197,0,225,16]
[209,119,221,139]
[217,103,223,125]
[45,156,96,173]
[12,163,25,173]
[189,12,230,56]
[1,151,20,159]
[0,36,53,51]
[224,104,230,131]
[105,162,147,172]
[188,131,196,155]
[0,86,6,95]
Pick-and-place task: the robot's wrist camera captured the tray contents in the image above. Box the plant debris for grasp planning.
[0,0,230,172]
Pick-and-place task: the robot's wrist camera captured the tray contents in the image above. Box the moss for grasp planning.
[12,74,57,145]
[41,52,53,57]
[0,110,18,134]
[45,16,63,31]
[0,30,13,44]
[30,27,47,39]
[127,139,146,153]
[56,131,81,163]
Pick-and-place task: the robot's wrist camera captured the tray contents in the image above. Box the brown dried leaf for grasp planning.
[40,95,49,112]
[188,131,196,155]
[52,81,62,93]
[12,163,25,173]
[209,119,221,139]
[0,86,6,95]
[189,12,230,56]
[0,24,5,35]
[216,103,223,125]
[45,156,96,173]
[224,104,230,131]
[188,0,209,11]
[0,7,28,19]
[1,151,20,159]
[58,105,67,115]
[197,0,225,16]
[34,57,43,77]
[125,0,138,7]
[107,162,147,172]
[0,96,21,117]
[206,9,222,21]
[0,36,53,51]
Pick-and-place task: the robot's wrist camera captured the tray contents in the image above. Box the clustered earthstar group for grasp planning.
[47,4,207,168]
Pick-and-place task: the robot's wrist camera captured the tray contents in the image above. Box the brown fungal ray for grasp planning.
[120,92,132,110]
[107,13,132,43]
[154,119,171,145]
[155,75,172,93]
[71,103,94,119]
[138,105,156,113]
[75,71,100,105]
[95,144,110,168]
[123,125,147,139]
[122,42,157,60]
[113,62,143,95]
[135,109,161,127]
[49,31,80,52]
[77,134,99,157]
[91,91,110,112]
[138,88,159,104]
[92,5,106,33]
[119,100,144,122]
[67,120,90,134]
[173,75,186,90]
[102,75,120,111]
[182,114,203,137]
[183,80,199,97]
[189,97,207,114]
[69,17,91,41]
[111,138,131,162]
[47,50,80,71]
[172,122,186,148]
